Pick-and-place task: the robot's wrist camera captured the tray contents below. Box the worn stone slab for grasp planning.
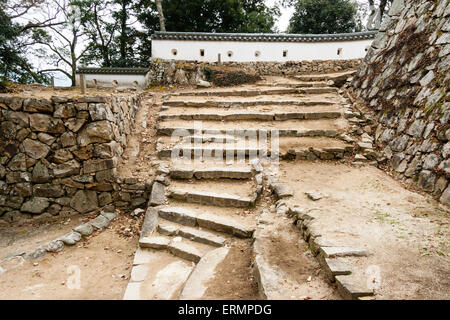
[73,223,93,237]
[130,264,149,282]
[158,207,198,227]
[272,184,294,199]
[166,147,262,159]
[178,226,226,247]
[133,248,155,265]
[305,192,327,201]
[58,231,82,245]
[197,213,254,238]
[89,215,110,229]
[140,207,158,238]
[141,260,194,300]
[179,247,230,300]
[157,223,179,236]
[100,211,117,221]
[176,190,254,208]
[123,282,142,300]
[323,258,353,281]
[163,100,334,108]
[335,275,374,300]
[139,236,170,250]
[157,127,338,139]
[193,167,253,180]
[320,247,369,258]
[149,181,166,206]
[168,242,203,263]
[43,240,64,253]
[252,230,282,300]
[170,167,194,179]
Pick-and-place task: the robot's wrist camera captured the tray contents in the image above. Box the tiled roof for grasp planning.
[77,68,149,75]
[152,31,378,42]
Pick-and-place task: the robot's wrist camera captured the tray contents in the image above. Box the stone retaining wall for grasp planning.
[352,0,450,206]
[0,93,149,225]
[147,59,363,85]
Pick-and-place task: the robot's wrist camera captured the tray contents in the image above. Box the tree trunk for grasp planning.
[120,0,127,61]
[156,0,166,32]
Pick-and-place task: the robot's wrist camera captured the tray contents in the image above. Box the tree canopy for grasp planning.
[1,0,392,85]
[288,0,361,34]
[0,0,52,83]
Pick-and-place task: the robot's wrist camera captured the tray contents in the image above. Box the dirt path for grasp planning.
[278,161,450,300]
[0,215,139,300]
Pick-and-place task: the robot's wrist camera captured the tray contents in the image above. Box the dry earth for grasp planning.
[278,161,450,300]
[0,215,139,300]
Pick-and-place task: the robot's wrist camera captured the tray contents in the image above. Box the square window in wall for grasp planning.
[200,49,205,57]
[172,49,178,56]
[337,48,343,56]
[283,50,288,57]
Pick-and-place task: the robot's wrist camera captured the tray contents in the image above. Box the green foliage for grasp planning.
[135,0,279,64]
[288,0,360,34]
[0,1,49,84]
[0,76,10,92]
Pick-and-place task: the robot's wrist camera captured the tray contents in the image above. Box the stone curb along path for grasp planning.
[252,177,374,300]
[15,210,119,261]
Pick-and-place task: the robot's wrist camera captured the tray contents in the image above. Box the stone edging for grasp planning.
[22,210,118,260]
[252,175,374,300]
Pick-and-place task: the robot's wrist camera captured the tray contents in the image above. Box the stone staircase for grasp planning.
[124,74,360,300]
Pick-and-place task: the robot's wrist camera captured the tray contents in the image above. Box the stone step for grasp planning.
[164,99,335,108]
[158,146,263,160]
[157,222,227,247]
[168,241,205,263]
[158,143,354,161]
[179,247,230,300]
[173,88,300,97]
[158,111,341,122]
[170,167,253,180]
[157,126,341,139]
[171,87,336,97]
[139,233,213,263]
[178,226,227,247]
[169,189,256,208]
[335,273,374,300]
[278,137,355,160]
[293,70,356,83]
[158,207,254,238]
[259,81,329,88]
[123,249,194,300]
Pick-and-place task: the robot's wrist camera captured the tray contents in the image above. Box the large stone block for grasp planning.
[32,161,52,183]
[29,114,65,133]
[89,103,115,121]
[77,121,114,146]
[33,184,64,198]
[22,139,50,160]
[23,98,53,113]
[70,190,99,214]
[83,158,115,174]
[21,197,50,214]
[54,104,76,118]
[53,160,81,178]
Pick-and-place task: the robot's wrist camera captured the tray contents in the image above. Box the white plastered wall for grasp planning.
[75,74,147,88]
[151,39,373,62]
